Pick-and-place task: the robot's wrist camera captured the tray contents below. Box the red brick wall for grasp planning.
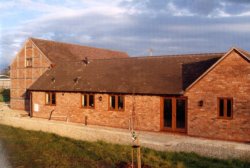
[31,92,161,131]
[10,39,51,111]
[185,50,250,142]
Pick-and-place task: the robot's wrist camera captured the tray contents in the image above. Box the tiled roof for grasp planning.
[30,38,129,63]
[29,53,224,95]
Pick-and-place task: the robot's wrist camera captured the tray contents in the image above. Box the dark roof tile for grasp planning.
[29,53,224,95]
[30,38,128,63]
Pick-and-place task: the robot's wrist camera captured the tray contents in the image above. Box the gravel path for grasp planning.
[0,141,11,168]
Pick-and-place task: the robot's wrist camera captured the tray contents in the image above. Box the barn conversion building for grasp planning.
[10,38,128,111]
[10,38,250,142]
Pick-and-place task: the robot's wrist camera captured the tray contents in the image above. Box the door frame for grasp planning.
[160,97,187,133]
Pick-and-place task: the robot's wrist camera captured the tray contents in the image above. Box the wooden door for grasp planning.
[162,97,187,133]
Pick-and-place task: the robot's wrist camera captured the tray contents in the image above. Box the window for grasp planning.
[218,98,233,119]
[26,58,32,67]
[81,94,95,108]
[45,92,56,105]
[109,95,124,111]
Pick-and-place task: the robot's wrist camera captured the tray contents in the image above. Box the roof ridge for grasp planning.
[135,52,225,58]
[52,52,224,63]
[233,47,250,57]
[29,37,128,55]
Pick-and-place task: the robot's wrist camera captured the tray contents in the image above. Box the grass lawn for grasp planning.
[0,124,249,168]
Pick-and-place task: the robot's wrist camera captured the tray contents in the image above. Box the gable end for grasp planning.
[185,48,250,92]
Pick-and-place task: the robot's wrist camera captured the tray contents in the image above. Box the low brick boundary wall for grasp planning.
[0,115,250,160]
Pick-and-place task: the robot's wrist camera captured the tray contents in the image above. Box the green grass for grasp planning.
[0,89,10,102]
[0,124,249,168]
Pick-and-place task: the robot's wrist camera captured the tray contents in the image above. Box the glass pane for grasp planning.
[110,96,116,110]
[176,99,186,129]
[26,58,32,67]
[164,99,172,128]
[219,99,224,117]
[227,99,232,117]
[29,59,32,66]
[45,93,50,104]
[26,59,29,67]
[82,95,87,107]
[51,93,56,105]
[118,96,124,110]
[89,95,94,107]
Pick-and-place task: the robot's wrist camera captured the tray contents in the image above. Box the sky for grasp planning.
[1,0,250,70]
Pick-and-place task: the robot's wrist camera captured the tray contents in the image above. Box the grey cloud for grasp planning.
[173,0,220,15]
[172,0,250,16]
[225,0,250,4]
[1,0,250,70]
[120,0,218,15]
[121,0,250,16]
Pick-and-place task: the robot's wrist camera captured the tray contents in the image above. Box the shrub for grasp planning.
[0,89,10,102]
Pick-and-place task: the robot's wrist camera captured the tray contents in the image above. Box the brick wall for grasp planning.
[31,92,161,131]
[10,39,51,111]
[185,50,250,142]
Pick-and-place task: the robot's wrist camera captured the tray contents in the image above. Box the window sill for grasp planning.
[217,117,233,120]
[45,104,56,106]
[81,107,95,110]
[108,109,125,112]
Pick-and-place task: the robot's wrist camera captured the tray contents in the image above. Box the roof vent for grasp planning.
[82,57,89,65]
[74,77,80,84]
[49,64,56,69]
[51,77,55,83]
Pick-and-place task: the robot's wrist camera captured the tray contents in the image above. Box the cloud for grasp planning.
[172,0,220,16]
[1,0,250,70]
[121,0,250,17]
[0,0,128,67]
